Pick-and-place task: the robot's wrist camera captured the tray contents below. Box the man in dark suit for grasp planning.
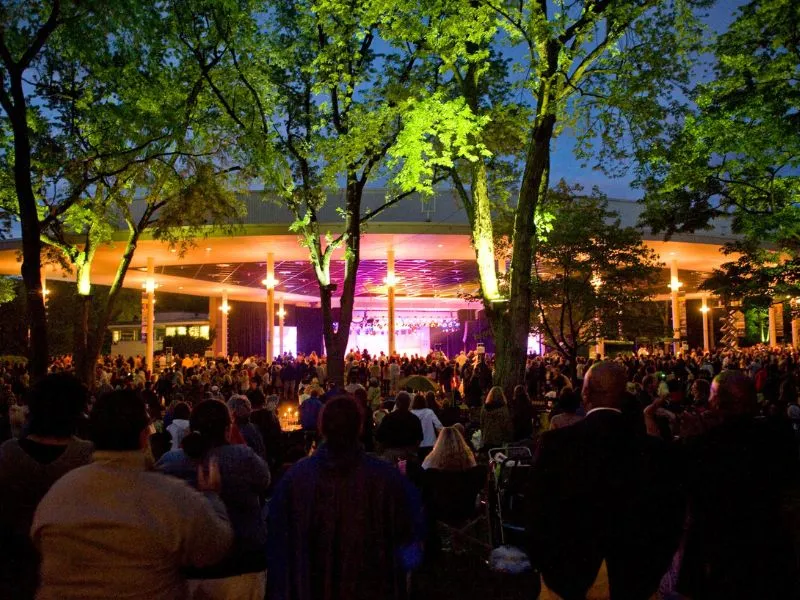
[527,361,684,599]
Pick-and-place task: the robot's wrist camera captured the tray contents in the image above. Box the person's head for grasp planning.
[709,370,757,418]
[691,378,711,405]
[27,373,88,438]
[642,374,658,396]
[422,426,476,471]
[411,393,427,410]
[353,387,368,408]
[173,401,191,421]
[581,361,628,411]
[557,388,581,414]
[395,391,412,412]
[512,385,529,405]
[320,395,364,452]
[90,390,150,451]
[485,386,506,407]
[227,394,252,423]
[182,400,231,459]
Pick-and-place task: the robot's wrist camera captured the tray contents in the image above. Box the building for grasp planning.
[0,188,786,363]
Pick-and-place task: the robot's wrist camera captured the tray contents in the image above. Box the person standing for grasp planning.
[158,399,271,600]
[31,390,233,600]
[527,361,684,600]
[267,395,423,600]
[0,374,93,600]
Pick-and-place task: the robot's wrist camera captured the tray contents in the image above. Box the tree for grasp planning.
[530,184,662,369]
[639,0,800,299]
[402,0,709,391]
[0,1,219,379]
[173,0,474,383]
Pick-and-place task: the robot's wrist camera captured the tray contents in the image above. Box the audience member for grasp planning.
[32,390,233,600]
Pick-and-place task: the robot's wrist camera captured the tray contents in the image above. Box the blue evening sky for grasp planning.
[549,0,746,199]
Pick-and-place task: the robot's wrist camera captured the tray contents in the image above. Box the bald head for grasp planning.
[709,370,757,417]
[582,361,628,411]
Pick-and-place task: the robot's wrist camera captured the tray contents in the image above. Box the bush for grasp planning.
[162,330,216,358]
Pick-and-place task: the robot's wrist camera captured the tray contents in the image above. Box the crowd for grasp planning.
[0,342,798,599]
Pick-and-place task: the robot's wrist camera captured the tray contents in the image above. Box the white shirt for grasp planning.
[411,408,443,448]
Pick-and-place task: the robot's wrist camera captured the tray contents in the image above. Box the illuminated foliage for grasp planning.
[532,183,663,363]
[640,0,800,301]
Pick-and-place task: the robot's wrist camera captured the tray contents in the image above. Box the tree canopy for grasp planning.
[640,0,800,305]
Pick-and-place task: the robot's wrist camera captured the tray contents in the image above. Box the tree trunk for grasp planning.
[80,231,140,389]
[8,86,48,380]
[497,112,556,392]
[72,293,93,384]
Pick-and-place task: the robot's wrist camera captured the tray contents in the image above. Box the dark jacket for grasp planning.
[157,444,271,578]
[479,404,513,448]
[375,411,423,449]
[267,445,423,600]
[527,409,684,600]
[678,416,798,599]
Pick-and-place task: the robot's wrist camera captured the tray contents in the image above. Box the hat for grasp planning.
[211,385,220,392]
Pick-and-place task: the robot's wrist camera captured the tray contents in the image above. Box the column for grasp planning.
[40,270,48,311]
[386,249,396,356]
[208,296,220,356]
[768,302,778,347]
[670,260,681,355]
[220,290,229,357]
[701,295,710,352]
[497,258,507,276]
[278,295,285,356]
[265,253,276,361]
[145,257,155,373]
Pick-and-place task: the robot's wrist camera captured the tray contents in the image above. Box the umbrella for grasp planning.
[398,375,437,393]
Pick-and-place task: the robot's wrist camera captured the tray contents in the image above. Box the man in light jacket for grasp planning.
[31,390,233,600]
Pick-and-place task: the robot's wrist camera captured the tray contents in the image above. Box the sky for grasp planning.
[548,0,747,199]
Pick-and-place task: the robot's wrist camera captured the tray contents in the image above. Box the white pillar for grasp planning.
[670,259,681,355]
[792,317,800,350]
[701,295,710,352]
[266,253,276,361]
[145,257,155,373]
[387,249,396,356]
[278,295,285,356]
[769,303,778,347]
[220,290,229,357]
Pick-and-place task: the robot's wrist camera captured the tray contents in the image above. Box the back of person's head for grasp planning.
[411,393,427,410]
[183,400,230,459]
[28,373,88,438]
[710,370,758,418]
[692,378,711,404]
[353,387,368,407]
[422,426,476,471]
[582,361,627,410]
[512,385,529,406]
[395,391,412,412]
[90,390,149,451]
[557,388,581,414]
[227,394,252,422]
[485,386,506,407]
[173,401,191,421]
[320,395,364,451]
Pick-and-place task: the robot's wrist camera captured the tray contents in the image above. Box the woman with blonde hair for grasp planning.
[422,426,476,471]
[479,386,514,450]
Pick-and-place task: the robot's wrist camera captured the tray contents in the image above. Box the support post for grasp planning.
[266,253,276,361]
[793,315,800,350]
[769,302,778,347]
[670,260,681,355]
[387,249,396,356]
[145,257,155,374]
[220,290,229,358]
[701,296,710,353]
[278,295,285,357]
